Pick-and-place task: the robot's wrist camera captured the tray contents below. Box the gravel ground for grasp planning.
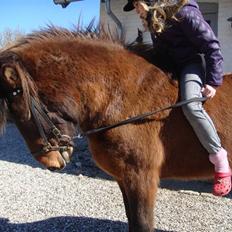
[0,123,232,232]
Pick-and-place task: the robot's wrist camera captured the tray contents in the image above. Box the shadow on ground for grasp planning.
[0,123,111,179]
[0,217,172,232]
[1,123,231,199]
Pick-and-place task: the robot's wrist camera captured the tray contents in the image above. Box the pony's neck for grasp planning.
[19,39,178,134]
[76,60,178,132]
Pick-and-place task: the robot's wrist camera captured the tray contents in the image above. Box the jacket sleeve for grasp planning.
[178,7,224,86]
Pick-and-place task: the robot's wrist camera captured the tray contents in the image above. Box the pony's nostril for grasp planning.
[48,167,60,172]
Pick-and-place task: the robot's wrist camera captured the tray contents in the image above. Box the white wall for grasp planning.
[100,0,152,43]
[217,0,232,73]
[100,0,232,72]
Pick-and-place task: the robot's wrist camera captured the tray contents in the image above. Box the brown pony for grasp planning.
[0,27,231,232]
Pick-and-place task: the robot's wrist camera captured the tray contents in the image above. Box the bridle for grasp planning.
[2,87,73,163]
[30,97,73,160]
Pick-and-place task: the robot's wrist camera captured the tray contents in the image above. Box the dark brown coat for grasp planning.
[0,28,231,231]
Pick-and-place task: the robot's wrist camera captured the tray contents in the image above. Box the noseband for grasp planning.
[30,97,72,161]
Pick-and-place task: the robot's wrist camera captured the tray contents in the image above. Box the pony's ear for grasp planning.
[1,64,21,89]
[0,62,32,122]
[0,51,24,88]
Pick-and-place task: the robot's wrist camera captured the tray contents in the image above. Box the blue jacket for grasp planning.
[151,0,223,86]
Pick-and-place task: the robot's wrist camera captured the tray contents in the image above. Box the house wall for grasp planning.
[217,0,232,73]
[100,0,232,73]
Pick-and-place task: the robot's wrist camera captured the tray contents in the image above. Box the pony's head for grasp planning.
[0,51,73,171]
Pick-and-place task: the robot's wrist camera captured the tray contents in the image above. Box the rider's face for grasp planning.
[133,1,149,20]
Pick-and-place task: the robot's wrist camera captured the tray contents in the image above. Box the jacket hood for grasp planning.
[185,0,199,9]
[123,0,199,12]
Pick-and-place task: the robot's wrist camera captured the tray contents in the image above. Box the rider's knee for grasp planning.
[182,102,203,119]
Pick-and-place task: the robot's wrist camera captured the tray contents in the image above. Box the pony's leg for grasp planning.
[118,181,131,230]
[121,170,159,232]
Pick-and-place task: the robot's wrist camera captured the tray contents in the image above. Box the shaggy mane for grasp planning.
[2,24,124,53]
[0,25,167,78]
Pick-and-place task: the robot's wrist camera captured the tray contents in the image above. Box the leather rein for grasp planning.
[74,96,208,137]
[6,87,208,156]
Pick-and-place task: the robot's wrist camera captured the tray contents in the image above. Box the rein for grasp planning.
[75,96,208,137]
[30,97,207,156]
[5,86,207,155]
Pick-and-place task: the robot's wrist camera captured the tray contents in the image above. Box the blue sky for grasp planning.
[0,0,100,33]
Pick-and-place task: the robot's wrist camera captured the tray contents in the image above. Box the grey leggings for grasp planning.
[180,63,221,154]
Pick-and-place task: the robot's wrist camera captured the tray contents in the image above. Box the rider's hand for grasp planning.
[201,84,217,99]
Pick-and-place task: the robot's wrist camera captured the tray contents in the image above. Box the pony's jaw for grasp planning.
[14,119,74,170]
[36,146,74,171]
[35,151,67,170]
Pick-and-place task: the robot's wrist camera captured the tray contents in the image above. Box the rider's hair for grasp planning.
[147,0,188,33]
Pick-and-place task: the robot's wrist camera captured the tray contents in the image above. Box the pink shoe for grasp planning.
[213,172,232,196]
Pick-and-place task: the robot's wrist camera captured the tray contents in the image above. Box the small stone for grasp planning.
[75,162,82,168]
[178,190,200,196]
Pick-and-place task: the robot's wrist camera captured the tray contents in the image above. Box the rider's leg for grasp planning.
[180,63,231,196]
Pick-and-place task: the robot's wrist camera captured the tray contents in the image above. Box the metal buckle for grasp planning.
[77,133,83,139]
[42,143,53,153]
[52,127,62,138]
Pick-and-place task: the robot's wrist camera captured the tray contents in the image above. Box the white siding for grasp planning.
[100,0,232,72]
[100,0,152,43]
[217,0,232,73]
